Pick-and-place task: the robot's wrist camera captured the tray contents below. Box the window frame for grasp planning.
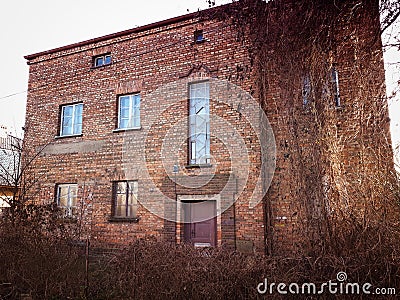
[116,93,141,130]
[331,66,341,107]
[59,102,83,137]
[93,53,112,68]
[188,81,211,166]
[111,180,139,220]
[56,183,78,218]
[302,75,312,109]
[194,30,205,43]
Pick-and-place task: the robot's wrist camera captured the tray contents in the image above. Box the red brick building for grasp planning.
[24,1,394,254]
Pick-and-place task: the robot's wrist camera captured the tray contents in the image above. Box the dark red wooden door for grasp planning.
[183,200,216,247]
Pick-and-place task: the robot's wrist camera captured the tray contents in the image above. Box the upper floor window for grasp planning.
[112,181,138,218]
[194,30,204,43]
[93,53,112,67]
[60,103,83,136]
[331,67,341,107]
[56,183,78,217]
[118,94,141,129]
[189,81,210,165]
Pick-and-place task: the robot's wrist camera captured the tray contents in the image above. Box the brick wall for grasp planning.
[24,13,266,253]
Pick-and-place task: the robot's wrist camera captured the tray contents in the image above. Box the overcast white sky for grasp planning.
[0,0,230,137]
[0,0,399,155]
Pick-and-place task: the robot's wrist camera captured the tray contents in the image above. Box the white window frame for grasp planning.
[194,30,204,43]
[60,103,83,136]
[93,54,112,67]
[113,180,138,218]
[56,183,78,218]
[117,94,141,129]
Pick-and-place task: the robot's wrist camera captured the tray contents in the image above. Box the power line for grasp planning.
[3,18,233,102]
[0,90,27,101]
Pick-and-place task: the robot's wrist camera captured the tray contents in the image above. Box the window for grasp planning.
[194,30,204,43]
[56,184,78,217]
[118,94,141,129]
[331,67,341,107]
[302,75,311,108]
[113,181,138,218]
[93,54,112,67]
[60,103,83,136]
[189,82,210,165]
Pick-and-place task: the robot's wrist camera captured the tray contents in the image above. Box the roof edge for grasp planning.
[24,10,203,61]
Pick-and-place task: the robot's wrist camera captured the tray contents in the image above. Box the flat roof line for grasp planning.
[24,10,202,61]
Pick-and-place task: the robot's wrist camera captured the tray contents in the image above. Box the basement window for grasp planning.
[194,30,204,43]
[93,53,112,67]
[56,184,78,218]
[112,181,138,219]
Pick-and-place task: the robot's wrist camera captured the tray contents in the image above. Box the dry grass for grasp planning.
[0,213,399,299]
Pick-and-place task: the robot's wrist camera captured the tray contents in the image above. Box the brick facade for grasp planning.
[24,1,394,254]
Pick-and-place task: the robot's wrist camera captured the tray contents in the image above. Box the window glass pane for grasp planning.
[127,181,138,205]
[133,117,140,128]
[115,205,125,217]
[63,106,73,117]
[74,104,83,117]
[120,107,130,118]
[134,95,140,106]
[117,194,125,206]
[73,104,83,134]
[117,182,127,194]
[194,30,203,42]
[61,106,73,136]
[69,186,77,207]
[191,142,196,162]
[130,181,138,193]
[62,124,72,136]
[133,107,140,119]
[73,124,82,135]
[105,55,111,65]
[127,205,137,218]
[119,119,128,129]
[196,33,203,42]
[58,186,69,207]
[95,57,104,66]
[62,116,72,127]
[120,96,130,108]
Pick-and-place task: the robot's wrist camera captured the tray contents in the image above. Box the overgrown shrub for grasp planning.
[1,212,399,299]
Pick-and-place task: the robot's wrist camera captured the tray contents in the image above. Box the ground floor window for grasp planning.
[56,183,78,217]
[112,181,138,218]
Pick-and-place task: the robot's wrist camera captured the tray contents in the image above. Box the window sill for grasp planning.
[113,127,142,133]
[191,39,208,45]
[108,217,140,223]
[56,217,78,224]
[90,63,112,70]
[185,164,213,169]
[55,134,83,139]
